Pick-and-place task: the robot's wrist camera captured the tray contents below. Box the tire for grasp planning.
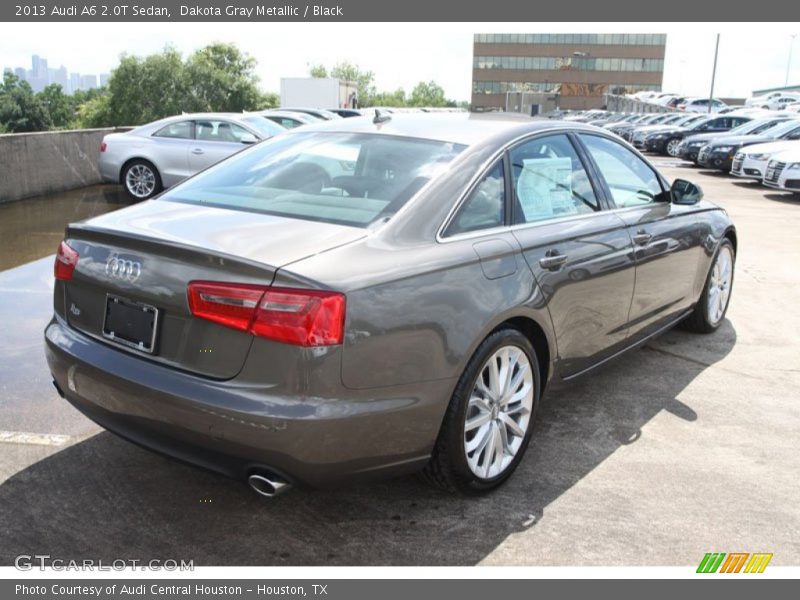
[122,159,162,200]
[682,239,735,333]
[423,327,540,495]
[665,138,681,157]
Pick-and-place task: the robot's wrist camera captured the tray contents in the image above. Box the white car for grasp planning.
[762,147,800,192]
[758,95,800,111]
[746,91,796,107]
[680,98,728,113]
[785,102,800,113]
[731,140,800,180]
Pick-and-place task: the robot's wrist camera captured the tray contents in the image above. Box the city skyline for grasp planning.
[3,54,108,94]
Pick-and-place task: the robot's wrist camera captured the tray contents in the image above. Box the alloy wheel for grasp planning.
[463,345,534,479]
[707,245,733,325]
[125,164,157,199]
[666,139,681,157]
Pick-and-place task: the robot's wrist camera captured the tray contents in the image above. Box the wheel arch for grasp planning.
[119,156,161,184]
[492,314,553,397]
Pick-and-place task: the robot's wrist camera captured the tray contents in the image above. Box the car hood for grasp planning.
[76,199,368,268]
[707,135,774,148]
[739,140,800,156]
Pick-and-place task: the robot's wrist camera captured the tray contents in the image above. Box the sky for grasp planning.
[1,23,798,101]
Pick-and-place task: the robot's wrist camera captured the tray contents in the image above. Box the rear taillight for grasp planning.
[54,241,79,281]
[187,281,345,347]
[100,142,107,152]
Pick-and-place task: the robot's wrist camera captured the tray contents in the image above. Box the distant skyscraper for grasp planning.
[70,73,81,93]
[14,67,26,80]
[80,74,97,90]
[53,66,68,90]
[99,73,109,87]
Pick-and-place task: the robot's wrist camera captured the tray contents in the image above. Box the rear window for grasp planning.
[160,133,465,227]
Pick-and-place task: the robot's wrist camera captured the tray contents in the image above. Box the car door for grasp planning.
[508,133,637,379]
[577,133,705,341]
[189,119,252,172]
[149,120,194,187]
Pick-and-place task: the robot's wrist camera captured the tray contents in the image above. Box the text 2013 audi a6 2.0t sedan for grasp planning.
[45,113,737,497]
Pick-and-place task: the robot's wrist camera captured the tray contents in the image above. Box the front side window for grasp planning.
[447,160,505,235]
[509,134,600,224]
[153,121,193,139]
[160,133,465,228]
[579,134,664,208]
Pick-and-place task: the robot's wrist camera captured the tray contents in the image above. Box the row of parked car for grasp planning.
[558,107,800,193]
[627,90,800,113]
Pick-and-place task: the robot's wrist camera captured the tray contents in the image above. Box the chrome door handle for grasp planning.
[191,148,204,155]
[539,252,568,270]
[633,230,652,246]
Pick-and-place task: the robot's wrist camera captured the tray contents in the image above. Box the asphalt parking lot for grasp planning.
[1,161,798,567]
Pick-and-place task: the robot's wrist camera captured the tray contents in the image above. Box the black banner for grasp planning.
[2,0,798,21]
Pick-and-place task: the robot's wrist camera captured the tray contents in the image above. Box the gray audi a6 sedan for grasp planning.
[45,113,736,496]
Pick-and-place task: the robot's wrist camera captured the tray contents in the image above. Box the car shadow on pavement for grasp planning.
[0,322,736,566]
[763,193,800,204]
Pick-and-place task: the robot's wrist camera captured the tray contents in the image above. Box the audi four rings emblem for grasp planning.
[105,257,142,282]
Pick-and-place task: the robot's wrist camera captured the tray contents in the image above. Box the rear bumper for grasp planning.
[45,316,451,488]
[97,155,119,184]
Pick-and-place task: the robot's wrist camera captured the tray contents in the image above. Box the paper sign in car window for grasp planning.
[517,157,574,222]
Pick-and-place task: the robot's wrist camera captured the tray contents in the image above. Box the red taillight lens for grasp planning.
[54,241,79,281]
[187,282,345,347]
[100,142,107,152]
[187,282,265,332]
[252,288,346,346]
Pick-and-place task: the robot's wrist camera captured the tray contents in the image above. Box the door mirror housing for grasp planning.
[239,133,259,144]
[671,178,703,205]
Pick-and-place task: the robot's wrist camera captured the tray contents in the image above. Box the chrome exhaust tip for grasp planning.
[248,473,291,498]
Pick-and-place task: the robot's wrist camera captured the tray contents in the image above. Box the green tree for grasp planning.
[409,80,450,107]
[329,61,375,107]
[38,84,74,128]
[185,43,265,112]
[369,87,407,107]
[0,72,52,132]
[308,63,328,78]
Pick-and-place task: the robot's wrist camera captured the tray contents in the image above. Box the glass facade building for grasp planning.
[472,33,666,111]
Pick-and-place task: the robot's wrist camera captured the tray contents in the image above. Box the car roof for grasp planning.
[282,112,608,146]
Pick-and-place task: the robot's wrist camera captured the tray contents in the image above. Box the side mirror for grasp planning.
[671,178,703,205]
[239,133,258,144]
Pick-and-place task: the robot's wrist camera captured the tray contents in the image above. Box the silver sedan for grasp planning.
[98,113,286,200]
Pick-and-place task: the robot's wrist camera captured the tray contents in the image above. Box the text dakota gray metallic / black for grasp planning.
[45,113,737,496]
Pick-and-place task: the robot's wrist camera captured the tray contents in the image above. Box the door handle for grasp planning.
[191,148,204,155]
[633,230,652,246]
[539,252,568,271]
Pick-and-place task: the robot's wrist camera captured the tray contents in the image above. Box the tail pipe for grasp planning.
[247,472,291,498]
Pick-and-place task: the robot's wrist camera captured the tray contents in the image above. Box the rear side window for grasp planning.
[196,120,252,143]
[153,121,193,139]
[447,160,505,235]
[579,134,664,208]
[509,134,600,224]
[160,132,465,228]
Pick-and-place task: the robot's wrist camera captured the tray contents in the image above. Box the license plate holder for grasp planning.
[102,295,159,354]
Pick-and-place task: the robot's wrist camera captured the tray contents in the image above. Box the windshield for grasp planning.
[767,119,800,137]
[159,132,466,228]
[242,116,286,137]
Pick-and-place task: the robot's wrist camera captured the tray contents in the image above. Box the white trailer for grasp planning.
[280,78,357,109]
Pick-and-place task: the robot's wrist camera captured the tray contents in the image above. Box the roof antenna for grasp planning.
[373,109,391,124]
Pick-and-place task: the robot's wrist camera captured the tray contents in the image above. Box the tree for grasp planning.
[0,72,52,132]
[185,43,266,113]
[409,81,450,107]
[38,84,74,128]
[330,62,375,107]
[369,88,407,107]
[308,63,328,78]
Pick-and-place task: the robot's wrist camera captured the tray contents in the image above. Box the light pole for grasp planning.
[708,34,720,114]
[573,51,590,109]
[786,34,797,87]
